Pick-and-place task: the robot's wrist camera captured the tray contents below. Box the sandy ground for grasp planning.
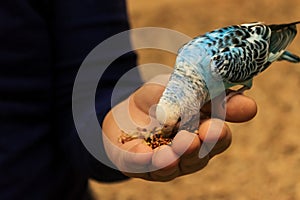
[90,0,300,199]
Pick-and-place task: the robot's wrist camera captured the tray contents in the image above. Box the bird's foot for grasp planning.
[223,86,250,107]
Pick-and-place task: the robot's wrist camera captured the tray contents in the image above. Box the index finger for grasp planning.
[201,94,257,122]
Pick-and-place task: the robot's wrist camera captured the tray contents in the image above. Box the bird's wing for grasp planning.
[209,23,270,83]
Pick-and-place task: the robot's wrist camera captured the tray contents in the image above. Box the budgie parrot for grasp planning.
[156,21,300,136]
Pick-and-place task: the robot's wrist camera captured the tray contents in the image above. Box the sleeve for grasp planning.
[51,0,143,182]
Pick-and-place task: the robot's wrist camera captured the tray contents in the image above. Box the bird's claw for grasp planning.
[222,86,250,107]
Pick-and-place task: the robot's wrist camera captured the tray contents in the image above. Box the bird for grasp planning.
[156,21,300,137]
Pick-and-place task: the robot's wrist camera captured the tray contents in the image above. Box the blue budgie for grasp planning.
[156,21,300,136]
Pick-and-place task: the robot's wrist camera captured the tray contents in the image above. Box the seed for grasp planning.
[118,126,198,149]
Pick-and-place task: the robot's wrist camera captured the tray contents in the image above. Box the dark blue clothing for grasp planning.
[0,0,142,199]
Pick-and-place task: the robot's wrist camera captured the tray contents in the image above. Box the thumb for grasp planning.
[132,82,167,115]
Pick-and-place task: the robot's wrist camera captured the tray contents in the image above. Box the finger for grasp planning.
[171,131,211,175]
[125,145,181,182]
[102,112,154,173]
[209,127,232,158]
[197,119,231,158]
[201,94,257,122]
[225,94,257,122]
[179,155,210,175]
[149,145,180,181]
[105,139,153,173]
[172,130,200,157]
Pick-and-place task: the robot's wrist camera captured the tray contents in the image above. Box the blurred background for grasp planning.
[91,0,300,199]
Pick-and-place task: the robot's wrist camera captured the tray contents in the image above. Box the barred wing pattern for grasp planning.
[157,21,300,135]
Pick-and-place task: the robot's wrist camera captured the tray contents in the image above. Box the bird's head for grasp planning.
[156,101,180,137]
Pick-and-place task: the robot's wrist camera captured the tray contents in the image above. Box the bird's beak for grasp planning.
[160,119,180,138]
[161,125,174,137]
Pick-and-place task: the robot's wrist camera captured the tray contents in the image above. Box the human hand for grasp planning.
[102,80,257,182]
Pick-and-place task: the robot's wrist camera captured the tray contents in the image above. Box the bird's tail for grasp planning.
[268,21,300,62]
[278,51,300,63]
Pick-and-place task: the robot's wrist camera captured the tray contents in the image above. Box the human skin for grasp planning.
[102,83,257,182]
